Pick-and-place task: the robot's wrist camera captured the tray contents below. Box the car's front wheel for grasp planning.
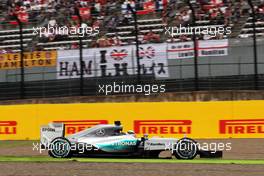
[174,138,198,159]
[48,137,72,158]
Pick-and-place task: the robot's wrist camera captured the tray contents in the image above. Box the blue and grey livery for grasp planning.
[40,121,222,159]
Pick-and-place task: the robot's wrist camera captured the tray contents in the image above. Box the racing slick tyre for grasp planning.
[48,137,72,158]
[174,138,198,160]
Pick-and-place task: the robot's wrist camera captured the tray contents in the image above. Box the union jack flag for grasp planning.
[110,49,128,61]
[139,46,155,59]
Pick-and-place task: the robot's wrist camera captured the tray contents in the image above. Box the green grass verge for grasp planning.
[0,141,36,148]
[0,156,264,165]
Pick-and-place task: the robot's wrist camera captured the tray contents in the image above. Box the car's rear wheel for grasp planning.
[174,138,198,160]
[48,137,72,158]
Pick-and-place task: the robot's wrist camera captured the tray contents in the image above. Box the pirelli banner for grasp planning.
[0,51,57,70]
[0,100,264,140]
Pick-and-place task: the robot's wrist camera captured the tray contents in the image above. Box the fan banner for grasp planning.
[57,44,169,79]
[95,46,134,77]
[137,43,169,78]
[57,41,227,78]
[167,41,194,59]
[168,39,228,59]
[57,49,96,79]
[0,51,57,70]
[198,39,228,57]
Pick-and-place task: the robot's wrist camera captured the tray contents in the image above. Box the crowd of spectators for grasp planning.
[0,0,119,31]
[0,0,264,52]
[256,0,264,20]
[165,0,261,42]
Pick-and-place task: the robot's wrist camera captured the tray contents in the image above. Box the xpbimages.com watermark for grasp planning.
[165,141,232,154]
[33,24,100,37]
[164,24,232,37]
[98,82,166,96]
[32,141,232,154]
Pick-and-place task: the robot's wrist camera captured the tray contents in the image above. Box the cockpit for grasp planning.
[67,121,135,139]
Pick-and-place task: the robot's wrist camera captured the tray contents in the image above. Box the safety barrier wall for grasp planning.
[0,100,264,140]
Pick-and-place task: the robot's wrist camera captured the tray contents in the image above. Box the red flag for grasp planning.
[18,12,29,23]
[9,21,18,25]
[79,7,91,19]
[137,1,155,15]
[71,15,79,21]
[211,0,223,6]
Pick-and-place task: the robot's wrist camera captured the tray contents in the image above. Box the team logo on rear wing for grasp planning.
[53,120,108,134]
[0,121,17,135]
[219,119,264,134]
[134,120,192,134]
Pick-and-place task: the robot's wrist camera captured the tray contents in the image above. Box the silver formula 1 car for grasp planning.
[40,121,222,159]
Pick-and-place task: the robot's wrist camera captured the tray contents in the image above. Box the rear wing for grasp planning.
[40,123,65,148]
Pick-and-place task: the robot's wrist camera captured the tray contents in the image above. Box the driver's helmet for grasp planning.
[113,129,123,135]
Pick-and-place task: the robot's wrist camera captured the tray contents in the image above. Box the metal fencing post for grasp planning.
[75,8,84,95]
[187,0,199,91]
[128,4,141,83]
[14,15,25,99]
[247,0,259,90]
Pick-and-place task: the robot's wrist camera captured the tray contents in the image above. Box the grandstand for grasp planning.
[0,0,264,100]
[0,0,263,51]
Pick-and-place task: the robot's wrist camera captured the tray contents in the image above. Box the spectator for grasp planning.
[110,33,122,46]
[97,35,111,47]
[179,35,189,42]
[71,42,79,49]
[107,16,118,32]
[94,0,101,15]
[143,30,161,43]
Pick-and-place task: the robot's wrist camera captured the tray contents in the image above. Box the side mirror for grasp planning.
[127,130,135,134]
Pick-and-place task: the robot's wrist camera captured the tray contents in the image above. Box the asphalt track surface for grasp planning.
[1,162,264,176]
[0,139,264,176]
